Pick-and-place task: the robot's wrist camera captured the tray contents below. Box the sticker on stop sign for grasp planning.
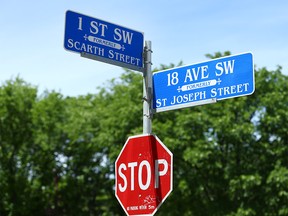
[115,134,173,216]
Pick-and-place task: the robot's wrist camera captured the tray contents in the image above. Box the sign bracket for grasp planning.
[81,52,144,72]
[155,98,217,113]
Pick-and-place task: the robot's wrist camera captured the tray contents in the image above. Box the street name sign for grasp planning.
[64,10,144,72]
[115,134,173,216]
[153,52,254,113]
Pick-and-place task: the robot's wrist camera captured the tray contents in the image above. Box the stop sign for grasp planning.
[115,134,173,216]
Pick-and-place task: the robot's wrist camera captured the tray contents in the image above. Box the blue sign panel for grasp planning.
[153,53,254,112]
[64,10,144,72]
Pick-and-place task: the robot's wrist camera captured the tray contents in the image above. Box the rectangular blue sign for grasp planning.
[153,53,254,112]
[64,10,144,72]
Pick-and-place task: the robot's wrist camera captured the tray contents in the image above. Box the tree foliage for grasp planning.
[0,54,287,215]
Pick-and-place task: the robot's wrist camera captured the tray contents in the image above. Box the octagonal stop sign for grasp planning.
[115,134,173,216]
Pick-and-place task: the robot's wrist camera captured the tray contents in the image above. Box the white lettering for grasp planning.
[122,30,134,44]
[156,99,162,108]
[215,62,223,76]
[78,17,83,31]
[223,60,235,74]
[98,48,104,56]
[113,28,134,44]
[170,91,206,105]
[138,160,151,190]
[128,162,137,191]
[113,28,122,42]
[184,69,193,83]
[155,159,168,188]
[118,164,127,192]
[75,41,81,50]
[87,44,93,53]
[211,88,217,97]
[108,50,141,66]
[192,68,200,81]
[210,83,250,98]
[90,21,99,34]
[156,98,167,107]
[184,65,209,83]
[90,21,108,36]
[215,60,235,76]
[66,39,105,56]
[118,158,170,192]
[201,65,209,79]
[67,39,74,48]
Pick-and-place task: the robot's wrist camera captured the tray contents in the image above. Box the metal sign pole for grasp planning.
[143,41,153,134]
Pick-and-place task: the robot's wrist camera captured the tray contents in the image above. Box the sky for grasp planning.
[1,0,287,97]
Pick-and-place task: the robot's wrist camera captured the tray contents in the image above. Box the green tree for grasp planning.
[0,78,37,215]
[29,91,68,215]
[1,52,287,216]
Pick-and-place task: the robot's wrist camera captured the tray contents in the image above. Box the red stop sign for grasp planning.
[115,134,173,216]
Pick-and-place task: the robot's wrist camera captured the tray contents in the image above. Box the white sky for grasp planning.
[1,0,287,96]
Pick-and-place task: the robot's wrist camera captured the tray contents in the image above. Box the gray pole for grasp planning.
[143,41,153,134]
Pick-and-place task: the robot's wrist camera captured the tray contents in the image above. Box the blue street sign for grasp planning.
[153,53,254,113]
[64,10,144,72]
